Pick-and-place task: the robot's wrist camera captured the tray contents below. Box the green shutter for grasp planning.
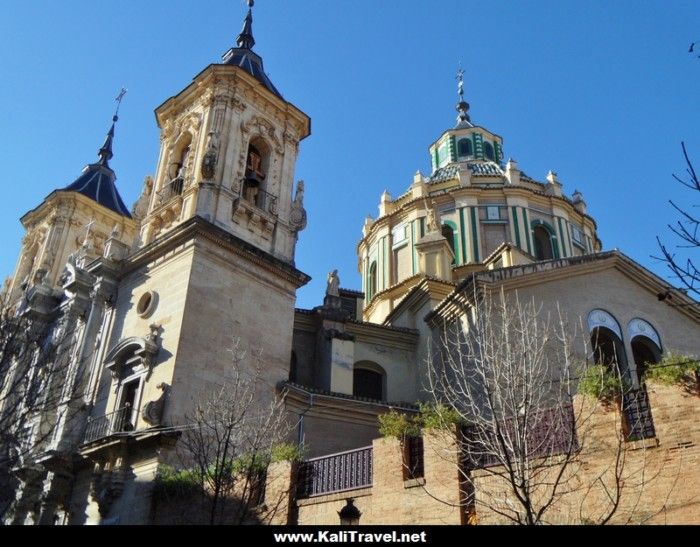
[411,221,417,274]
[459,208,468,263]
[470,207,480,262]
[557,217,568,257]
[473,133,483,159]
[495,142,503,163]
[523,208,532,255]
[448,136,457,163]
[511,206,522,250]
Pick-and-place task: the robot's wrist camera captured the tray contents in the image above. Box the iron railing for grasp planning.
[297,445,373,498]
[84,405,133,444]
[622,386,656,441]
[158,177,184,205]
[242,186,278,215]
[459,404,579,469]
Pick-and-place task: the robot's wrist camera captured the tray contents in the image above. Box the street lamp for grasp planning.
[338,498,361,525]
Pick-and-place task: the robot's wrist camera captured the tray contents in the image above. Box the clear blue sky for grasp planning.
[0,1,698,309]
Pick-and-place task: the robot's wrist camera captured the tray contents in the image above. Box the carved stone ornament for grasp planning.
[141,382,169,426]
[326,269,340,297]
[290,180,307,233]
[131,176,153,220]
[200,131,219,180]
[104,329,160,380]
[90,459,126,517]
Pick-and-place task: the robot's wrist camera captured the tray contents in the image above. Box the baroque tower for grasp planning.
[2,3,311,525]
[138,2,310,262]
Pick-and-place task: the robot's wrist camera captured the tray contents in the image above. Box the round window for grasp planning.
[136,290,157,318]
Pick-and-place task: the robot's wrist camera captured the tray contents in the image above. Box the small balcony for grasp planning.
[157,177,184,206]
[296,445,373,498]
[241,184,278,216]
[83,405,133,444]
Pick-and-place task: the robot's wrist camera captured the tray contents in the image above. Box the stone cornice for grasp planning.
[154,64,310,141]
[344,321,418,351]
[382,277,456,327]
[282,382,418,428]
[125,216,311,288]
[20,191,138,231]
[426,251,700,326]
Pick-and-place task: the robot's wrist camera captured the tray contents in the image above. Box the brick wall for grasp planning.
[286,382,699,525]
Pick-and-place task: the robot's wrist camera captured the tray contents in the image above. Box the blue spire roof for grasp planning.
[221,0,283,99]
[62,116,131,218]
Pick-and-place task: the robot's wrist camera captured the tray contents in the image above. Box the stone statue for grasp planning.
[290,180,307,233]
[424,199,440,233]
[131,177,153,221]
[326,269,340,297]
[201,131,219,180]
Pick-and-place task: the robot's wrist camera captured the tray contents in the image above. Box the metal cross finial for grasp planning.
[114,87,127,120]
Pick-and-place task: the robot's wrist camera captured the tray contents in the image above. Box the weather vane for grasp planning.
[114,87,127,120]
[456,65,465,101]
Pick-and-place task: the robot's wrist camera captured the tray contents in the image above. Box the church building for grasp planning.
[1,3,698,525]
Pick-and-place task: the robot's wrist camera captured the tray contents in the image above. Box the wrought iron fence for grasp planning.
[83,405,133,444]
[296,445,373,498]
[622,386,656,441]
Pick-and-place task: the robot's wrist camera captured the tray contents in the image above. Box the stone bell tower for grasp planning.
[138,0,310,264]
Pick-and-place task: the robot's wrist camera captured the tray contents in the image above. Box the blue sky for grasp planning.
[0,1,698,309]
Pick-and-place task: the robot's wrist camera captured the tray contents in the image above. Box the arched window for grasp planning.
[483,141,495,161]
[243,138,271,208]
[590,327,627,373]
[458,138,473,158]
[533,225,554,260]
[368,261,377,300]
[588,309,627,376]
[442,223,457,264]
[631,337,661,381]
[353,361,385,400]
[628,319,662,382]
[588,310,655,441]
[168,133,193,195]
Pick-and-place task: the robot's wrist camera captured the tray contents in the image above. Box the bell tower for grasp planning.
[139,0,310,264]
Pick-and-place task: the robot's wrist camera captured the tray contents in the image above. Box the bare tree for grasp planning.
[424,289,671,525]
[0,290,82,520]
[153,339,296,525]
[656,142,700,298]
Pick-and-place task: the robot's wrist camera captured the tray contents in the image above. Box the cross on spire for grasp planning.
[114,87,127,120]
[98,88,127,167]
